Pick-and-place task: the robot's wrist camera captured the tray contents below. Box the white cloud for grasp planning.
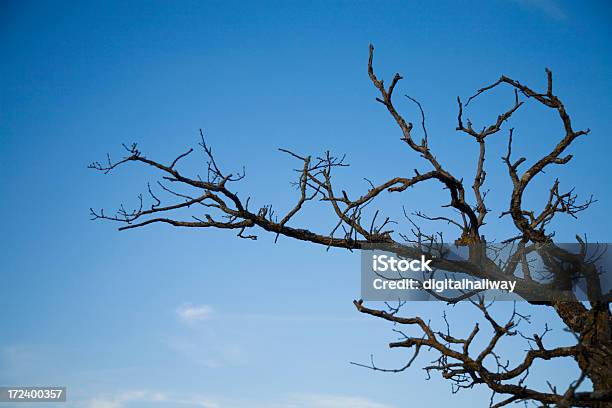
[284,393,395,408]
[85,390,217,408]
[86,390,150,408]
[176,304,214,322]
[82,390,392,408]
[87,400,120,408]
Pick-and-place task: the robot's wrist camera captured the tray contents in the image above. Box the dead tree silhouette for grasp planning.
[90,45,611,407]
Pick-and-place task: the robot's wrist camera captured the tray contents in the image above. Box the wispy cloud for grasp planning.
[169,303,366,368]
[176,304,214,322]
[176,302,365,325]
[85,390,218,408]
[514,0,566,20]
[86,390,164,408]
[83,391,392,408]
[282,393,395,408]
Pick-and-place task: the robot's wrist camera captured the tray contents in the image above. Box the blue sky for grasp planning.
[1,1,611,407]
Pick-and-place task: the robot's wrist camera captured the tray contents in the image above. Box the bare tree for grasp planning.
[90,45,611,407]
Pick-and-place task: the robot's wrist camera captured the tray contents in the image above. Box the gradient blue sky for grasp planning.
[1,1,611,407]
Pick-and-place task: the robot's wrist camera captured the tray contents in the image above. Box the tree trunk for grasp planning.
[556,302,612,406]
